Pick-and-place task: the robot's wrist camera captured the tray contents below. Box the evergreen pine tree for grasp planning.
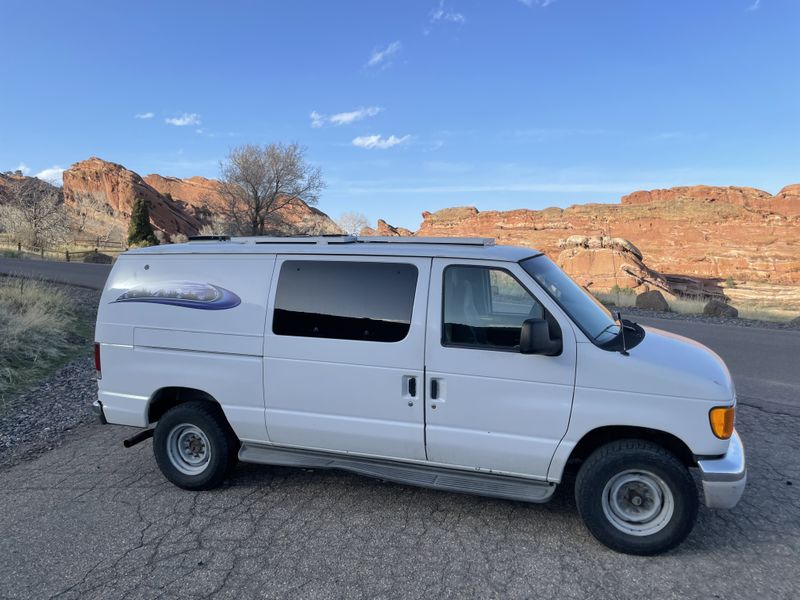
[127,197,159,246]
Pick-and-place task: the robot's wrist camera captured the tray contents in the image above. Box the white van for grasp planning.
[93,235,745,555]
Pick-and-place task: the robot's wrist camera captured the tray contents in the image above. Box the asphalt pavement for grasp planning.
[0,257,112,289]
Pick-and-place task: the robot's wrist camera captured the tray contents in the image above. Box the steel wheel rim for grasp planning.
[601,469,674,536]
[166,423,211,476]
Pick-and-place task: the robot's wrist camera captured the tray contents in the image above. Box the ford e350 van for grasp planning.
[93,235,746,555]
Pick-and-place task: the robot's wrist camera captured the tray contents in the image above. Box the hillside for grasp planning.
[363,184,800,309]
[52,157,339,242]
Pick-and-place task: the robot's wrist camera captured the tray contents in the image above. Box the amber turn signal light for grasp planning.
[709,406,735,439]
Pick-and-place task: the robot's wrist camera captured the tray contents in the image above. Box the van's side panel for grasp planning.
[262,255,431,460]
[96,253,275,442]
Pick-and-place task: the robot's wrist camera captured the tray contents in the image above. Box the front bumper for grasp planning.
[697,430,746,509]
[92,399,108,425]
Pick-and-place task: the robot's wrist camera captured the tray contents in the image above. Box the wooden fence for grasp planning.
[0,233,126,262]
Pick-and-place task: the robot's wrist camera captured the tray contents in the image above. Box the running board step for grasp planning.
[239,444,555,504]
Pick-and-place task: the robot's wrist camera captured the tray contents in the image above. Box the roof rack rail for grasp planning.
[356,236,495,246]
[236,235,358,245]
[206,235,496,247]
[188,235,230,242]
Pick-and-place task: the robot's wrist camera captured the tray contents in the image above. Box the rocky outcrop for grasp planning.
[636,290,669,311]
[62,158,203,238]
[360,219,414,237]
[144,172,341,236]
[57,157,340,241]
[703,299,739,318]
[555,235,670,294]
[406,184,800,287]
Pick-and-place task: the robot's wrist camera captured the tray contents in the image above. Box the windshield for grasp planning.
[521,255,620,344]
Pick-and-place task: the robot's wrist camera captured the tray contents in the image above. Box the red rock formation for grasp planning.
[408,185,800,286]
[360,219,414,237]
[555,235,671,294]
[63,158,203,237]
[144,172,341,235]
[58,157,340,241]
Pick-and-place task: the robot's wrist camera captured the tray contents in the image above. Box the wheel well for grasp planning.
[567,426,696,468]
[147,387,219,424]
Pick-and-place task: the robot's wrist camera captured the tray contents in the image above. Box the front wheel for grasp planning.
[153,401,239,490]
[575,439,698,555]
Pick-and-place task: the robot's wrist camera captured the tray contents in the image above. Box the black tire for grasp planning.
[575,439,698,555]
[153,401,239,490]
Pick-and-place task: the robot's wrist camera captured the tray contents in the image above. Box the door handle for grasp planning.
[408,377,417,398]
[430,378,439,400]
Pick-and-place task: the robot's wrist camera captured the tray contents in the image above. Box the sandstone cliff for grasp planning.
[63,158,203,238]
[56,157,340,241]
[403,185,799,288]
[143,172,341,236]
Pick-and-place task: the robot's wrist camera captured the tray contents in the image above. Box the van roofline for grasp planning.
[125,235,541,262]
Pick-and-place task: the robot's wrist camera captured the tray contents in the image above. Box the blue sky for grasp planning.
[1,0,798,229]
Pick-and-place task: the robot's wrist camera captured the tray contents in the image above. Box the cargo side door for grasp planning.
[263,255,431,461]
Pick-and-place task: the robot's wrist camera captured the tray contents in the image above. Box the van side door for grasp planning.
[424,259,577,479]
[263,255,431,461]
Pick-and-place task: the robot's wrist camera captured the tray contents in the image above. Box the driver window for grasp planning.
[442,265,550,350]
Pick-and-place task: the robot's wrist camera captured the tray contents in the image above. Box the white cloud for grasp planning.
[311,107,383,127]
[331,106,383,125]
[517,0,554,7]
[165,113,201,126]
[352,134,410,150]
[747,0,761,10]
[14,163,30,175]
[430,0,466,24]
[135,112,154,120]
[35,165,65,185]
[366,41,402,68]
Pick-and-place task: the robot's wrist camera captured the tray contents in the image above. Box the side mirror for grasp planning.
[520,318,562,356]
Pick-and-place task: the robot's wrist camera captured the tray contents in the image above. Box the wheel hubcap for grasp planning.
[166,424,211,476]
[601,470,674,536]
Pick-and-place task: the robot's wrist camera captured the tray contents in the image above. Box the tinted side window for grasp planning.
[443,265,549,350]
[273,261,418,343]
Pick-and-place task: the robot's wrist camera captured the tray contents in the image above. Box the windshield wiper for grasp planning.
[592,322,620,342]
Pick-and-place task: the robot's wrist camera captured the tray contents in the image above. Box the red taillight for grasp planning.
[94,343,102,379]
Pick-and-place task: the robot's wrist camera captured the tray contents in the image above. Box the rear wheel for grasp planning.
[575,439,698,555]
[153,401,238,490]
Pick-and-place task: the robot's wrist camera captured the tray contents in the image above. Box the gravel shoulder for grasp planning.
[0,280,99,468]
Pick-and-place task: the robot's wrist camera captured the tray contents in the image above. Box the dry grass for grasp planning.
[665,296,707,315]
[596,289,796,323]
[593,287,637,309]
[0,277,83,402]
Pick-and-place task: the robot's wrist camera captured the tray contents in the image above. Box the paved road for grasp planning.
[0,257,111,289]
[1,257,799,598]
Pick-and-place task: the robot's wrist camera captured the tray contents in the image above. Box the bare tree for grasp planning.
[336,211,369,235]
[219,143,325,236]
[0,178,68,250]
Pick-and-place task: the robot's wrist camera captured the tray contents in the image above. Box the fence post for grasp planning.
[40,248,44,259]
[17,242,21,252]
[66,250,70,262]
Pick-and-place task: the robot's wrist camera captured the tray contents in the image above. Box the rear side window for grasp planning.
[273,261,418,342]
